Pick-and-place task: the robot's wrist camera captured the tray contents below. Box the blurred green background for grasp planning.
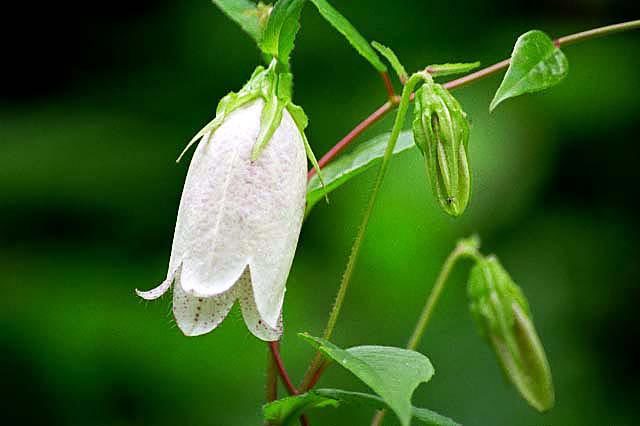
[2,1,639,425]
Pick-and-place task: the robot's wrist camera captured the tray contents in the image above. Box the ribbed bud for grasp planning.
[412,83,471,216]
[467,256,555,412]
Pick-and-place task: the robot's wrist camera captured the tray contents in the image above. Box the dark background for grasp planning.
[2,1,639,425]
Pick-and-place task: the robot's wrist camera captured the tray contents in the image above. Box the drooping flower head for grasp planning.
[137,61,320,341]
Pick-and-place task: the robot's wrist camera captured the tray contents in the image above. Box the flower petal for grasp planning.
[168,102,265,297]
[135,265,179,300]
[247,106,307,328]
[236,269,283,341]
[172,274,236,337]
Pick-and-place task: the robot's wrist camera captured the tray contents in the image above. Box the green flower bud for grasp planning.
[412,83,471,216]
[467,256,555,412]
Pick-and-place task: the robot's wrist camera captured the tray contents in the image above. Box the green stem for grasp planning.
[300,73,427,391]
[406,237,482,350]
[323,72,425,343]
[371,237,482,426]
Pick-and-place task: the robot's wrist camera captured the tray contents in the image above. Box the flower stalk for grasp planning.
[370,237,481,426]
[406,237,482,350]
[301,73,428,391]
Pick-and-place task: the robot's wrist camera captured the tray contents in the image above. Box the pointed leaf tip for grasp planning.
[490,30,568,112]
[299,333,434,426]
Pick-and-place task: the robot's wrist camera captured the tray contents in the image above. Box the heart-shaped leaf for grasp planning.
[490,30,568,111]
[300,333,434,426]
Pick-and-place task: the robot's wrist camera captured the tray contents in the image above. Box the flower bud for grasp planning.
[412,83,471,216]
[467,256,555,412]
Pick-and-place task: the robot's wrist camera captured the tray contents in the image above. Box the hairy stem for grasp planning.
[301,74,427,391]
[308,19,640,179]
[269,341,298,395]
[370,238,482,426]
[266,347,278,401]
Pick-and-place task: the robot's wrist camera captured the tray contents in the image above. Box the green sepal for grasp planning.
[287,103,328,198]
[426,62,481,78]
[372,41,408,82]
[467,255,555,412]
[179,59,304,163]
[253,94,285,160]
[177,89,260,163]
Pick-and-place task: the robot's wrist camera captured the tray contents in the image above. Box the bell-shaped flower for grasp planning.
[137,64,319,341]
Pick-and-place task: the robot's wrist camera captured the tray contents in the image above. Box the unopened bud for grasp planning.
[467,256,555,412]
[412,83,471,216]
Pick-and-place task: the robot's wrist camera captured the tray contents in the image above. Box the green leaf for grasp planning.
[426,62,481,78]
[372,41,408,81]
[306,130,416,213]
[316,390,460,426]
[260,0,306,68]
[211,0,271,42]
[308,0,387,72]
[264,389,459,426]
[490,30,568,111]
[263,392,339,426]
[299,333,434,426]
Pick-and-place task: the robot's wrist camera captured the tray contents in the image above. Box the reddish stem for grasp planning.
[443,58,510,91]
[307,101,394,179]
[268,342,310,426]
[268,341,299,395]
[380,71,396,100]
[303,359,328,391]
